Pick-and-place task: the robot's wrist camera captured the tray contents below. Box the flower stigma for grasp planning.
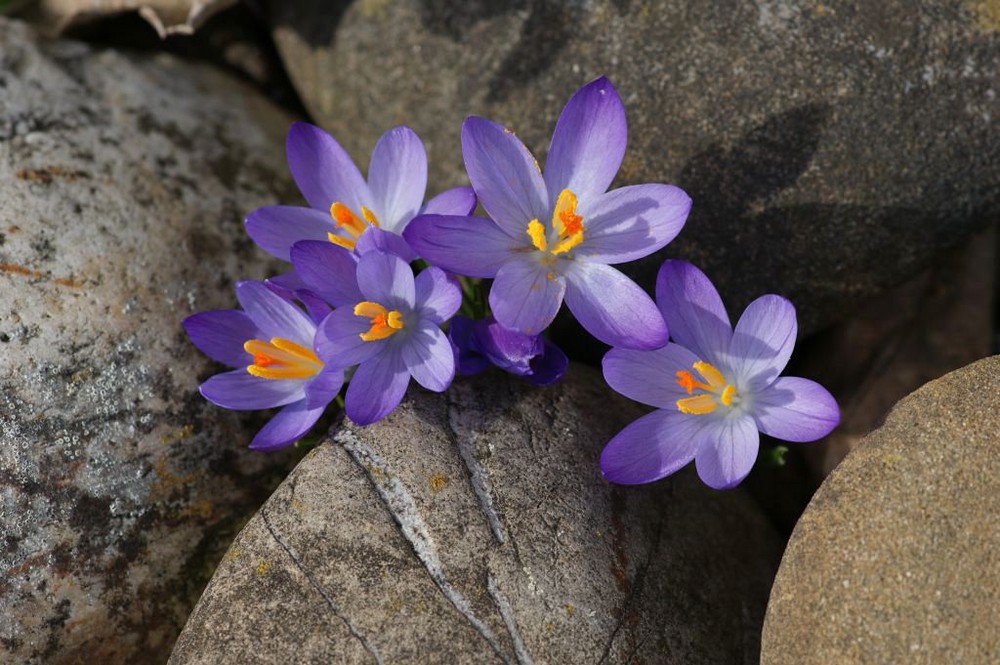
[245,337,323,380]
[354,301,405,342]
[328,202,380,250]
[526,189,585,257]
[675,361,739,415]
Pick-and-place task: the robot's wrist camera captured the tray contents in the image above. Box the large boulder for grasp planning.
[762,355,1000,663]
[269,0,999,333]
[0,18,300,662]
[170,366,783,663]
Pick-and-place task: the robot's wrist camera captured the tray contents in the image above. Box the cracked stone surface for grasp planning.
[270,0,999,335]
[169,365,783,664]
[762,355,1000,664]
[0,18,301,663]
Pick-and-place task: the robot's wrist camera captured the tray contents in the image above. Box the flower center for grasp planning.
[354,301,405,342]
[526,188,585,257]
[244,337,323,380]
[328,202,380,251]
[675,361,739,415]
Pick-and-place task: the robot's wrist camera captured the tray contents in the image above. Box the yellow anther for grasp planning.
[523,188,586,258]
[720,385,737,407]
[527,219,547,251]
[354,301,405,342]
[692,361,726,389]
[244,337,322,381]
[677,394,719,415]
[327,232,357,251]
[674,361,739,416]
[361,206,380,228]
[330,202,367,236]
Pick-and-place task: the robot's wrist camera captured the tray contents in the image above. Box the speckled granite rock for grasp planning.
[170,366,782,664]
[762,355,1000,664]
[270,0,999,334]
[0,18,300,663]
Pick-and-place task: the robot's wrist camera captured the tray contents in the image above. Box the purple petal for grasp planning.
[449,316,490,376]
[423,186,477,216]
[354,227,417,262]
[729,295,798,390]
[563,262,667,350]
[576,184,691,264]
[655,260,732,363]
[289,241,363,307]
[286,122,372,212]
[525,339,568,386]
[489,257,566,336]
[265,271,334,325]
[200,368,306,410]
[600,409,706,485]
[414,266,462,324]
[461,116,549,237]
[544,76,627,205]
[183,310,258,368]
[602,343,703,409]
[303,365,345,409]
[367,126,427,232]
[402,323,455,392]
[249,400,327,452]
[694,415,759,490]
[753,377,840,442]
[235,281,316,347]
[345,350,410,425]
[474,317,544,376]
[245,205,333,262]
[356,250,415,308]
[403,214,521,278]
[315,306,384,368]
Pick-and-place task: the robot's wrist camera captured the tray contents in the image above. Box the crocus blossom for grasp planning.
[308,249,462,425]
[404,76,691,349]
[449,315,567,385]
[182,281,344,451]
[600,260,839,489]
[246,122,476,263]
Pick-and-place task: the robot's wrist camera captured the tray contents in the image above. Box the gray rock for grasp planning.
[762,355,1000,664]
[169,365,782,664]
[0,18,302,662]
[270,0,999,333]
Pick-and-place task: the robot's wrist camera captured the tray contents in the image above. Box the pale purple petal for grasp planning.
[354,227,417,262]
[402,323,455,392]
[200,369,306,410]
[576,185,691,264]
[600,409,707,485]
[403,214,522,278]
[183,310,258,368]
[489,257,566,336]
[367,126,427,232]
[655,260,732,363]
[235,281,315,347]
[422,186,477,216]
[602,343,703,409]
[544,76,627,205]
[315,306,384,368]
[244,205,333,261]
[461,116,549,237]
[303,365,345,409]
[753,377,839,442]
[729,295,798,390]
[525,340,567,386]
[345,350,411,425]
[249,401,327,452]
[694,415,759,490]
[564,262,667,350]
[286,122,372,212]
[414,266,462,324]
[356,250,415,308]
[289,241,363,307]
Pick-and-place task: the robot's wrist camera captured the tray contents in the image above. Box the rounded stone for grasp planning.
[762,355,1000,663]
[170,365,783,663]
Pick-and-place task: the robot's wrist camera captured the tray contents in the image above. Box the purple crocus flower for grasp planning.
[246,122,476,262]
[449,315,567,386]
[404,76,691,349]
[309,249,462,425]
[182,281,344,451]
[600,260,839,489]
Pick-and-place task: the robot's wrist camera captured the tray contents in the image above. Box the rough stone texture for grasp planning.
[270,0,999,334]
[170,366,782,664]
[0,18,302,663]
[761,355,1000,664]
